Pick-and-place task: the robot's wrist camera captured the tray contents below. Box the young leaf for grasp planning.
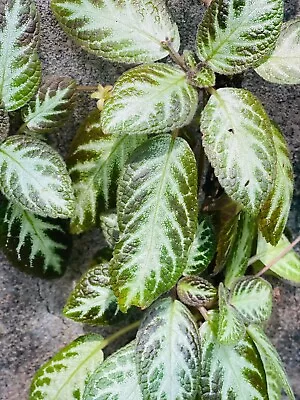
[192,65,216,88]
[0,106,9,142]
[177,276,217,308]
[201,88,276,215]
[101,63,198,136]
[199,313,268,399]
[83,341,142,400]
[0,0,41,111]
[136,297,200,400]
[111,135,198,311]
[183,215,216,276]
[259,123,294,246]
[51,0,180,64]
[196,0,283,74]
[0,135,74,219]
[99,211,119,249]
[22,76,77,135]
[30,334,105,400]
[255,18,300,84]
[257,234,300,282]
[247,325,295,400]
[68,110,146,234]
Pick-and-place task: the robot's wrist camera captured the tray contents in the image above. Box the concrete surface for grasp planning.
[0,0,300,399]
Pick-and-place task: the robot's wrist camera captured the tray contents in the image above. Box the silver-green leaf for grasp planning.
[99,211,119,249]
[177,276,217,308]
[111,135,198,311]
[136,297,201,400]
[51,0,180,64]
[101,63,198,136]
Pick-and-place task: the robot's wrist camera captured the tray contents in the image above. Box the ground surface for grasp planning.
[0,0,300,399]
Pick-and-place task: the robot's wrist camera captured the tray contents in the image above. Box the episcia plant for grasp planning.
[1,0,300,399]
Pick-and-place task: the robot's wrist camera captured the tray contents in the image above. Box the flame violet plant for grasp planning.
[0,0,300,399]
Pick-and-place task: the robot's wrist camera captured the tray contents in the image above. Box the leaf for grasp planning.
[30,334,105,400]
[259,123,294,245]
[201,88,276,215]
[257,233,300,282]
[0,0,41,111]
[83,341,142,400]
[22,76,77,135]
[68,110,146,234]
[136,297,201,400]
[255,18,300,84]
[192,65,216,88]
[196,0,283,74]
[99,211,119,249]
[177,276,217,308]
[101,63,199,136]
[51,0,180,64]
[0,199,70,277]
[224,211,257,287]
[199,313,268,400]
[0,135,74,218]
[183,215,216,276]
[0,106,9,142]
[111,135,198,311]
[247,325,295,400]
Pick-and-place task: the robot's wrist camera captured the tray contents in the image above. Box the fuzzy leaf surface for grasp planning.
[68,110,146,234]
[101,63,198,136]
[0,135,74,218]
[51,0,180,64]
[136,298,200,400]
[30,334,105,400]
[201,88,276,215]
[99,211,119,249]
[177,276,217,308]
[196,0,283,74]
[111,135,198,311]
[0,106,9,142]
[255,18,300,84]
[0,0,41,111]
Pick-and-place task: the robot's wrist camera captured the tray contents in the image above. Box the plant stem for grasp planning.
[161,39,188,71]
[198,306,209,321]
[16,122,27,135]
[76,85,99,92]
[100,320,141,349]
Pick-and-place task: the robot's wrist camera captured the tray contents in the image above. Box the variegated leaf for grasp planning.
[192,65,216,88]
[68,110,146,234]
[224,211,257,287]
[230,278,273,323]
[247,325,295,400]
[101,63,198,136]
[257,234,300,282]
[84,341,142,400]
[136,298,200,400]
[51,0,180,64]
[22,76,77,135]
[30,334,105,400]
[183,215,216,276]
[0,0,41,111]
[255,18,300,84]
[196,0,283,74]
[111,135,198,311]
[259,123,294,245]
[0,106,9,142]
[99,211,119,249]
[0,135,74,218]
[201,88,276,215]
[177,276,217,308]
[199,313,268,399]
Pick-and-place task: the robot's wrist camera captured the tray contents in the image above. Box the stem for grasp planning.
[16,122,27,135]
[100,320,141,349]
[198,306,209,321]
[172,129,180,139]
[76,85,99,92]
[161,39,187,71]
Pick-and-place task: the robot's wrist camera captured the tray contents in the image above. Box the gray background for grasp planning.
[1,0,300,399]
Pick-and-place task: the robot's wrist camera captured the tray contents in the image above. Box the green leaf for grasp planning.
[255,18,300,84]
[177,276,217,308]
[224,211,257,287]
[196,0,283,74]
[201,88,276,215]
[22,76,77,135]
[199,313,268,399]
[68,110,146,234]
[247,325,295,400]
[192,65,216,88]
[111,135,198,311]
[257,234,300,282]
[101,63,198,136]
[51,0,180,64]
[0,0,41,111]
[83,341,142,400]
[0,135,74,218]
[0,106,9,142]
[30,334,105,400]
[99,211,119,249]
[259,123,294,245]
[183,215,216,276]
[136,297,200,400]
